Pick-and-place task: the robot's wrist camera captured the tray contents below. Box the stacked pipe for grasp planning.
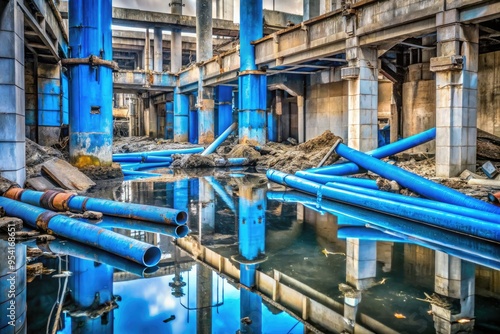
[266,128,500,243]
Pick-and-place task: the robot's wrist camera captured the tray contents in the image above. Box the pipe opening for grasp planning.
[176,211,188,225]
[142,246,162,267]
[175,225,189,238]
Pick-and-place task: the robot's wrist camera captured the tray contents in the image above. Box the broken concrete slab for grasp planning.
[26,176,59,191]
[41,158,96,192]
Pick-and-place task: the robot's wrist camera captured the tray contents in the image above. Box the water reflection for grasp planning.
[6,171,500,333]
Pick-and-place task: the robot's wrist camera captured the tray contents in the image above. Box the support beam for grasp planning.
[0,0,26,185]
[69,0,113,167]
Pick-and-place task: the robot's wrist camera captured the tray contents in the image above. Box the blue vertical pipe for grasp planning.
[189,93,199,144]
[68,0,113,167]
[239,0,267,145]
[174,88,189,142]
[69,258,114,333]
[333,143,500,214]
[174,179,189,212]
[216,86,233,136]
[165,102,174,139]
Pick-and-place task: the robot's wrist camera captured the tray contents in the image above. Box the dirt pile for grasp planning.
[113,136,200,154]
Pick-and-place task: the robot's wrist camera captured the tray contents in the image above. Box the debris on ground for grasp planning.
[42,158,96,191]
[0,216,23,232]
[113,136,200,153]
[26,138,64,179]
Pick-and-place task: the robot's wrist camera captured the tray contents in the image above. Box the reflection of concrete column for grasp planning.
[196,265,212,334]
[199,179,215,237]
[69,258,114,333]
[433,252,475,334]
[303,0,320,21]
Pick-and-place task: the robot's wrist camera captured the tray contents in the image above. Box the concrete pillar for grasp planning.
[68,0,113,167]
[342,37,379,151]
[216,0,233,20]
[153,27,163,72]
[0,0,25,185]
[165,101,174,139]
[199,179,215,237]
[297,95,305,143]
[433,252,475,333]
[196,264,213,334]
[149,101,158,137]
[143,28,152,71]
[303,0,320,21]
[170,1,183,73]
[37,63,62,147]
[431,12,478,177]
[196,0,215,144]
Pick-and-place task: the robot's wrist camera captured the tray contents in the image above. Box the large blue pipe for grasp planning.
[165,101,174,139]
[96,217,189,238]
[189,92,199,144]
[268,191,500,263]
[216,86,233,136]
[239,0,266,145]
[306,127,436,175]
[122,170,162,178]
[325,182,500,224]
[337,226,500,271]
[113,156,173,163]
[214,157,249,167]
[201,122,237,156]
[41,239,158,277]
[266,170,500,242]
[0,197,161,266]
[174,88,189,142]
[294,171,378,189]
[68,0,113,168]
[113,146,203,158]
[6,188,187,226]
[334,143,500,214]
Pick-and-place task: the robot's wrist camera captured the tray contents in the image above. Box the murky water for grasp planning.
[3,169,500,333]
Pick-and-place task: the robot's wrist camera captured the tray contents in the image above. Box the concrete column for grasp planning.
[153,27,163,72]
[303,0,320,21]
[196,0,215,144]
[342,37,379,151]
[199,179,215,237]
[0,0,25,185]
[433,252,475,333]
[196,264,213,334]
[149,101,158,137]
[37,63,62,146]
[165,101,174,139]
[297,95,305,143]
[143,28,152,71]
[170,0,183,72]
[431,12,478,177]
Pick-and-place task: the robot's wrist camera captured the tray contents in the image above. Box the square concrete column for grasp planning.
[346,238,377,289]
[431,11,479,177]
[342,37,379,151]
[0,0,25,185]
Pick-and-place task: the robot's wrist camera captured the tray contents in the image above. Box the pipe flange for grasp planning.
[4,187,24,200]
[36,211,59,232]
[231,254,268,265]
[40,190,63,211]
[52,192,76,211]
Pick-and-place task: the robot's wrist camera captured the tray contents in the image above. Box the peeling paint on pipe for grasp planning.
[201,122,237,156]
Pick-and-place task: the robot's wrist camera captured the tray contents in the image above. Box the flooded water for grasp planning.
[3,168,500,333]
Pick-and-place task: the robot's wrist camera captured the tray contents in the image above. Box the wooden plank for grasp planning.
[41,158,96,191]
[25,176,58,191]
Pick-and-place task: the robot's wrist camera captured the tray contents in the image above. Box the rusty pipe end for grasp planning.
[4,187,24,200]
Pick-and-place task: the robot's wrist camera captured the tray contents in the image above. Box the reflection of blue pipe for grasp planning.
[0,197,161,266]
[216,86,233,136]
[239,185,266,260]
[239,0,266,145]
[337,226,500,271]
[325,182,500,224]
[201,122,237,156]
[204,176,236,212]
[129,162,171,171]
[266,170,500,242]
[113,156,173,163]
[334,143,500,214]
[42,239,158,277]
[122,170,162,178]
[295,171,378,188]
[68,0,113,168]
[174,88,189,142]
[113,146,203,159]
[174,179,189,212]
[268,191,500,264]
[11,189,187,226]
[96,217,189,238]
[165,101,174,139]
[306,127,436,175]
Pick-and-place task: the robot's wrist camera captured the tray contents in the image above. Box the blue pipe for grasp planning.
[325,182,500,224]
[204,176,236,212]
[0,197,161,266]
[165,101,174,139]
[174,88,189,142]
[131,162,171,171]
[294,171,378,189]
[267,191,500,262]
[189,92,199,144]
[239,0,266,145]
[174,179,189,216]
[216,86,233,136]
[334,143,500,214]
[337,226,500,271]
[201,122,237,156]
[306,127,436,175]
[266,170,500,242]
[42,239,158,277]
[113,146,203,158]
[96,217,189,238]
[122,170,162,178]
[113,156,173,163]
[214,157,249,167]
[9,189,188,226]
[68,0,113,168]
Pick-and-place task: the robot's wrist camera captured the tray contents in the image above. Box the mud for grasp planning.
[79,163,124,181]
